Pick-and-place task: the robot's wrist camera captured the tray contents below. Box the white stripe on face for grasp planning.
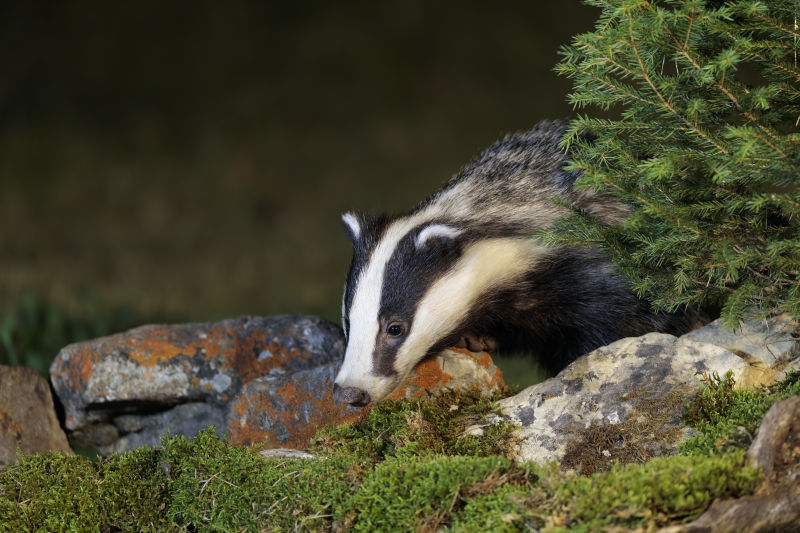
[415,224,463,249]
[391,237,548,384]
[335,214,427,394]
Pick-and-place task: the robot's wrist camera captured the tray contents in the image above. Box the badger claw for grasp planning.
[454,333,498,353]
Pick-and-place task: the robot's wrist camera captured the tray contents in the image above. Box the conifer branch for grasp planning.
[556,0,800,323]
[627,22,731,155]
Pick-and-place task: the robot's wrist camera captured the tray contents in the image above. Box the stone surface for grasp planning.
[50,315,504,454]
[656,491,800,533]
[746,396,800,487]
[389,348,505,400]
[497,315,800,468]
[682,313,799,368]
[50,315,345,451]
[227,348,504,450]
[259,448,316,459]
[0,366,72,465]
[227,363,362,449]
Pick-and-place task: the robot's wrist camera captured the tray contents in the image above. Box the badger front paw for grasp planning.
[454,333,498,353]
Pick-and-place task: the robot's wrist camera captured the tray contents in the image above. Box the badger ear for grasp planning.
[341,212,362,243]
[415,223,463,249]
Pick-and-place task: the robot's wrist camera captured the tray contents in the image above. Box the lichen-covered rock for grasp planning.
[50,315,345,451]
[389,348,505,400]
[50,315,504,454]
[498,315,800,468]
[227,348,504,450]
[227,363,362,449]
[0,366,72,465]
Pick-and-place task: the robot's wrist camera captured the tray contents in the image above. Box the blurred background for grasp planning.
[0,1,598,384]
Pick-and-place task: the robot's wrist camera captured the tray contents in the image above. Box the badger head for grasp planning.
[334,211,542,406]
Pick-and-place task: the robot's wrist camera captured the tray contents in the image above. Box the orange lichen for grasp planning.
[390,358,454,400]
[124,328,205,368]
[227,379,363,450]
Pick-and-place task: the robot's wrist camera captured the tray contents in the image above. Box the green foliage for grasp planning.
[551,0,800,326]
[681,369,800,454]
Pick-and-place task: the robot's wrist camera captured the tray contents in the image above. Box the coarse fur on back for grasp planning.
[334,121,700,406]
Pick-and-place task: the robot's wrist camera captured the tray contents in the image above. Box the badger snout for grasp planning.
[333,383,371,407]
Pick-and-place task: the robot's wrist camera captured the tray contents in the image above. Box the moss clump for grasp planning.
[544,451,760,532]
[681,369,800,455]
[311,388,518,463]
[341,455,521,531]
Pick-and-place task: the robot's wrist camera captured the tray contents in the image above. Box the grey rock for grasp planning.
[682,313,799,368]
[498,315,800,469]
[105,402,227,455]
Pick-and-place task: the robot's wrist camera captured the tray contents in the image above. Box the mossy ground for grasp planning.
[2,374,798,532]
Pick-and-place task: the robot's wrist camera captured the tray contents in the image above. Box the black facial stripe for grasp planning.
[371,222,466,376]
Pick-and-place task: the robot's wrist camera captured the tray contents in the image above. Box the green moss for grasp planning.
[342,455,515,532]
[0,453,105,532]
[451,485,531,532]
[160,428,361,532]
[311,388,518,463]
[546,451,761,532]
[681,369,800,455]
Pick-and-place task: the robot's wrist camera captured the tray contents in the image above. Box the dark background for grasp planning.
[0,2,599,377]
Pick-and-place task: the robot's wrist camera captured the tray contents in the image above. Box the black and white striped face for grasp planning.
[334,211,544,406]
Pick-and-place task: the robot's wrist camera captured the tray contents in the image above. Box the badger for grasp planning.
[333,120,700,406]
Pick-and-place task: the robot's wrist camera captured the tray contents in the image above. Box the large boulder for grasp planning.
[0,366,72,465]
[50,315,347,454]
[50,315,504,454]
[497,315,799,470]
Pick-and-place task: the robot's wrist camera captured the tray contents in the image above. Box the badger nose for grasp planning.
[333,383,371,406]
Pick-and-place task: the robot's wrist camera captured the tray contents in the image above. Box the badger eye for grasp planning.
[387,324,404,337]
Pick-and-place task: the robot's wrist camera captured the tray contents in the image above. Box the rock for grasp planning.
[656,491,800,533]
[227,348,504,450]
[259,449,316,459]
[50,315,504,454]
[682,314,799,367]
[50,315,345,453]
[226,363,362,449]
[745,396,800,487]
[0,366,72,465]
[658,396,800,533]
[497,315,800,470]
[682,314,800,386]
[389,348,505,400]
